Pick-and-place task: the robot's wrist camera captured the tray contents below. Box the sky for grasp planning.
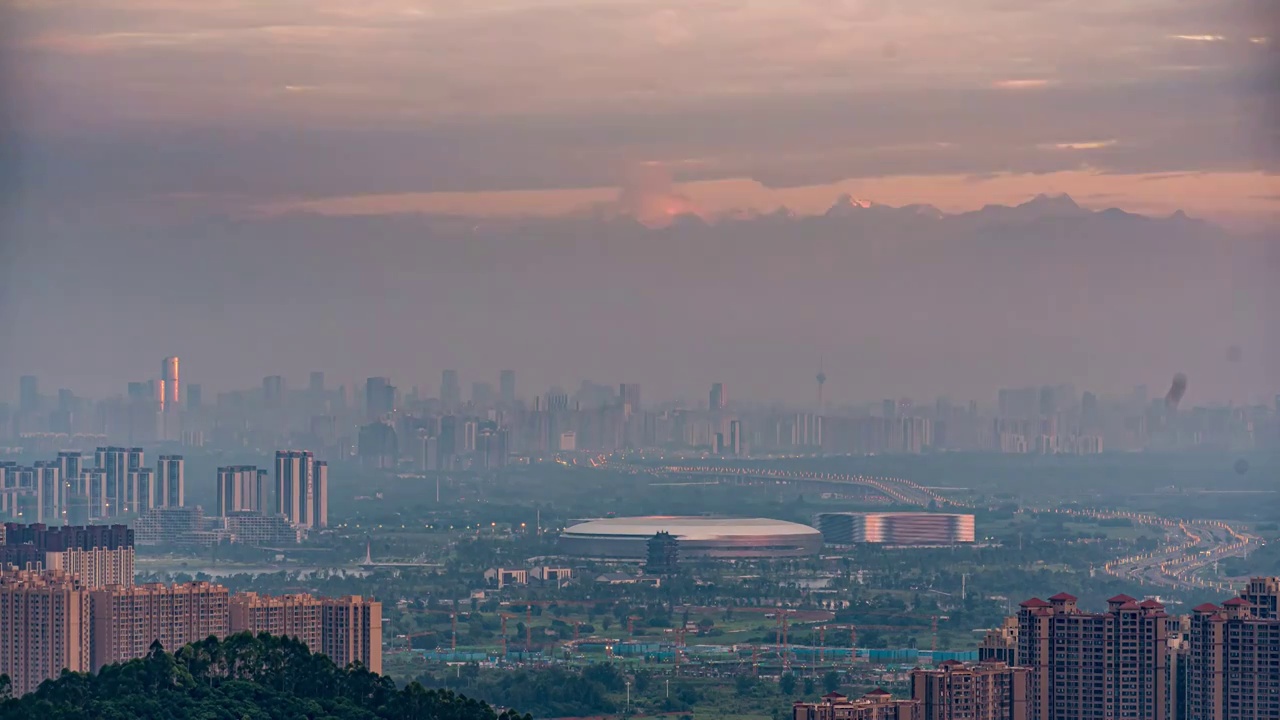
[0,0,1278,403]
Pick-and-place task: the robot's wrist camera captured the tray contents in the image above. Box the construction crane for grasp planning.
[404,630,436,651]
[776,612,791,673]
[500,613,517,658]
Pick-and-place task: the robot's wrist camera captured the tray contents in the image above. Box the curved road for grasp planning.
[604,459,1261,593]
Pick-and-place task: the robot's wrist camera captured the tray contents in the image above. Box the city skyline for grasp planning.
[5,363,1279,414]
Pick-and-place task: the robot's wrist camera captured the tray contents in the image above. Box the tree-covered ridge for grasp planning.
[0,633,530,720]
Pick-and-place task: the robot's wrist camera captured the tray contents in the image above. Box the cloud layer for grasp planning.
[2,0,1277,215]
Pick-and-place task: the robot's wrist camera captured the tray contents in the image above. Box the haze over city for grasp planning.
[2,0,1279,404]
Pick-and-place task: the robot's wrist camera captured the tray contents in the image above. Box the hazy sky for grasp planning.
[3,0,1278,221]
[0,0,1278,404]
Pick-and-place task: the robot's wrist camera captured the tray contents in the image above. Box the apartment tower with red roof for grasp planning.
[1016,592,1170,719]
[1187,577,1280,720]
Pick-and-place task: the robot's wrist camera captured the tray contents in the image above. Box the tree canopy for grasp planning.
[0,633,530,720]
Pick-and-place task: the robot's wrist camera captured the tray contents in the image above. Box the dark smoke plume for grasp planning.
[1165,372,1187,410]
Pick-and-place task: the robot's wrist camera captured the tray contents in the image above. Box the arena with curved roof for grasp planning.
[559,516,823,559]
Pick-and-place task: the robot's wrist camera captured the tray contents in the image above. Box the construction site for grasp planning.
[387,604,978,682]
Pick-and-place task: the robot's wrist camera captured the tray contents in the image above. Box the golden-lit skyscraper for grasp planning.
[161,356,179,409]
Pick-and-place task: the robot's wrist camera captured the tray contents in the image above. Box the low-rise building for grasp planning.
[793,689,922,720]
[485,567,528,589]
[911,660,1029,720]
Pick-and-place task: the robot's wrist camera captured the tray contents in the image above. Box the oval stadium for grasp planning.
[559,516,823,559]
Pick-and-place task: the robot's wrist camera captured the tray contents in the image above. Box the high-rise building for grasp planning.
[440,370,461,409]
[728,419,743,456]
[262,375,286,408]
[911,660,1029,720]
[89,581,230,671]
[95,447,128,517]
[709,382,725,411]
[463,419,478,452]
[0,522,134,590]
[320,595,382,674]
[79,469,108,520]
[364,377,394,420]
[217,466,267,516]
[161,356,180,409]
[620,383,641,413]
[438,415,458,468]
[56,452,81,519]
[274,451,326,529]
[309,371,325,395]
[1017,592,1169,720]
[475,427,509,470]
[19,375,39,414]
[500,370,516,406]
[1187,577,1280,720]
[229,592,323,651]
[310,461,328,529]
[125,467,154,514]
[186,383,202,411]
[420,435,439,473]
[275,451,307,526]
[358,422,398,469]
[33,461,62,524]
[156,455,184,508]
[230,592,379,672]
[0,568,90,697]
[977,617,1019,665]
[127,447,144,473]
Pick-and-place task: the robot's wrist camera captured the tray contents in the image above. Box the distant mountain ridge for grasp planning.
[690,193,1203,229]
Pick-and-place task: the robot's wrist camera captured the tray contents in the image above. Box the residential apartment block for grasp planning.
[0,522,134,590]
[911,660,1029,720]
[89,581,230,671]
[0,568,90,696]
[793,689,922,720]
[229,592,381,673]
[1017,592,1169,720]
[1188,577,1280,719]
